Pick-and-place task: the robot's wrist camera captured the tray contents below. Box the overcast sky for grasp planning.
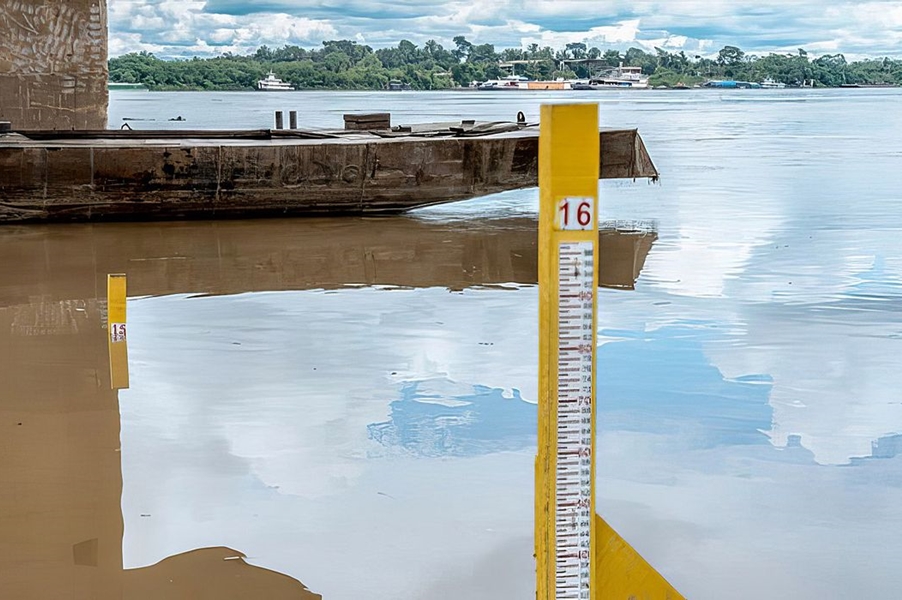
[108,0,902,59]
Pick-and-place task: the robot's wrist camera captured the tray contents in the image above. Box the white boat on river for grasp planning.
[257,71,295,91]
[573,65,650,90]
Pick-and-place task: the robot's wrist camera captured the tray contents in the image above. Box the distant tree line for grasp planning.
[108,38,902,91]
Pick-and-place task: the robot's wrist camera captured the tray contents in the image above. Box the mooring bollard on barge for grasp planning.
[0,114,658,224]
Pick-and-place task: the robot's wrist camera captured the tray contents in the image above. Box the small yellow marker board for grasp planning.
[107,273,130,390]
[536,104,684,600]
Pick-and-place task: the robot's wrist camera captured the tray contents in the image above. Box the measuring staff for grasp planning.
[535,103,600,600]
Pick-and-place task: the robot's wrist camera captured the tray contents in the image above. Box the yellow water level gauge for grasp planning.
[536,103,600,600]
[536,104,684,600]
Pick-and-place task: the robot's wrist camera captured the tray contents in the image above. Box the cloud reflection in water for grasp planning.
[368,323,778,461]
[368,379,536,457]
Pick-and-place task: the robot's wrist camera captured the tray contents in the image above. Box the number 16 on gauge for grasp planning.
[556,197,595,231]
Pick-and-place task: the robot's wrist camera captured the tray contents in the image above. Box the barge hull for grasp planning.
[0,128,657,223]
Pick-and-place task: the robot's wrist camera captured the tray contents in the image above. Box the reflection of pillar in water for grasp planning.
[0,293,321,598]
[0,298,124,598]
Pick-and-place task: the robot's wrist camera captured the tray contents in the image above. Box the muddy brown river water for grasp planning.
[2,88,902,599]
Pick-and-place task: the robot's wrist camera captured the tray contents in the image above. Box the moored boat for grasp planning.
[571,65,650,90]
[476,76,577,91]
[476,76,530,90]
[386,79,411,91]
[572,78,635,90]
[704,80,762,89]
[257,71,295,91]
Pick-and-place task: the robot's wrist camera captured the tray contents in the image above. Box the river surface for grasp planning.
[3,88,902,599]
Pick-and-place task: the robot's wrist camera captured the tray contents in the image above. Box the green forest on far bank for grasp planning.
[109,38,902,91]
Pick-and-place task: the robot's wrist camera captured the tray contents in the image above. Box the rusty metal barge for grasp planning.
[0,119,657,223]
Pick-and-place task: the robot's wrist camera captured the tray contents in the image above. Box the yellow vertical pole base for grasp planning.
[107,274,129,390]
[594,514,686,600]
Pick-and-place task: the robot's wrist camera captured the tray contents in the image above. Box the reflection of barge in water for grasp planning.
[0,118,657,223]
[0,216,658,304]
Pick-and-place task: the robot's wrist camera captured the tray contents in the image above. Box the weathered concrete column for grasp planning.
[0,0,108,130]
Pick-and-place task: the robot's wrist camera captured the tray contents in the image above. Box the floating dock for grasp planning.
[0,121,657,223]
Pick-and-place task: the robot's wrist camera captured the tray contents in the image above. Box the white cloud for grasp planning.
[519,19,643,50]
[106,0,902,58]
[109,0,337,57]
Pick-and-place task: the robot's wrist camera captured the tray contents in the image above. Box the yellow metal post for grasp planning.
[107,274,129,390]
[537,103,600,599]
[536,104,685,600]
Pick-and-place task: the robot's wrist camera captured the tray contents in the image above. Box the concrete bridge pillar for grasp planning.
[0,0,108,130]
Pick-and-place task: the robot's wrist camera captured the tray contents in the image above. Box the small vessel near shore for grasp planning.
[760,77,786,89]
[476,75,530,90]
[573,65,650,90]
[475,76,572,90]
[477,64,650,91]
[385,79,411,91]
[257,71,295,91]
[703,79,762,89]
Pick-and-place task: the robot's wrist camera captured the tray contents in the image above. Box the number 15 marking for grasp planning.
[110,323,127,343]
[555,197,595,231]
